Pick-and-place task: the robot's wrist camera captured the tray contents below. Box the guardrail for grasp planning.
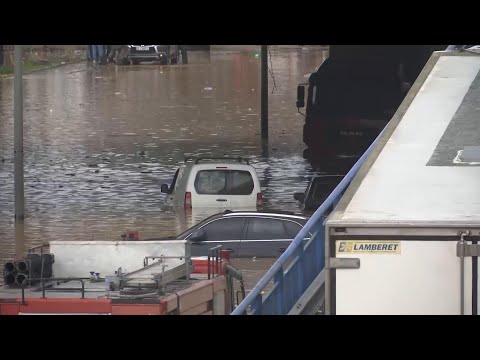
[232,130,384,315]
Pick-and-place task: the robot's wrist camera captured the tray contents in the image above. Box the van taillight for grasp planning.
[256,192,263,208]
[185,192,192,209]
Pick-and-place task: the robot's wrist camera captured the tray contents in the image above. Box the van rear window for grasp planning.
[230,170,254,195]
[194,170,228,195]
[194,170,254,195]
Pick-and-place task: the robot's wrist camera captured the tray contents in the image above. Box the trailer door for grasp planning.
[332,239,479,315]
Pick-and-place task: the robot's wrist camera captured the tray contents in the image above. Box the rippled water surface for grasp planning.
[0,46,331,283]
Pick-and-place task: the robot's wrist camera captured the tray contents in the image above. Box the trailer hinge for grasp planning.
[329,258,360,269]
[457,231,479,257]
[457,244,480,257]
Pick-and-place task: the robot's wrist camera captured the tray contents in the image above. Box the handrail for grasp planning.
[207,245,222,280]
[225,265,246,313]
[21,277,88,304]
[232,127,385,315]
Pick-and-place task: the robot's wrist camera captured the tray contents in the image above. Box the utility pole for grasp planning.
[14,45,25,221]
[260,45,268,142]
[14,45,25,258]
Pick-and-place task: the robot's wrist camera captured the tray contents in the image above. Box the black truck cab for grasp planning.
[297,45,446,161]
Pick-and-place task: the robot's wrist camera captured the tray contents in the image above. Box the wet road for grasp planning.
[0,46,329,288]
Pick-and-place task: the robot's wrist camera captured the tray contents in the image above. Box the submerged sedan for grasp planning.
[148,211,311,258]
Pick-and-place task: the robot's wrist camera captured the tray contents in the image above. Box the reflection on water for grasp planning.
[0,46,329,277]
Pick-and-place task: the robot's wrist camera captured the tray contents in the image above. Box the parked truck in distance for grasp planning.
[296,45,447,163]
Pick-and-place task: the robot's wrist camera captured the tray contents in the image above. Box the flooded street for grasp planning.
[0,46,329,287]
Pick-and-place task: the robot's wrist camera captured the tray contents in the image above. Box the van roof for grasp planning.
[184,157,250,165]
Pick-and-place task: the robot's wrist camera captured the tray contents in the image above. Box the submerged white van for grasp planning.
[161,157,263,210]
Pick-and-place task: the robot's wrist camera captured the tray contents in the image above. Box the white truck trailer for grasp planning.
[325,50,480,315]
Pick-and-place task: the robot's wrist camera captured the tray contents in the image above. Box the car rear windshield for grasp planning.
[194,170,254,195]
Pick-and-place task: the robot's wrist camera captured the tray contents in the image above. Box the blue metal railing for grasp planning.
[232,131,384,315]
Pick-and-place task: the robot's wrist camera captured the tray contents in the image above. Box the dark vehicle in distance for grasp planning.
[297,45,447,161]
[127,45,178,65]
[294,175,344,215]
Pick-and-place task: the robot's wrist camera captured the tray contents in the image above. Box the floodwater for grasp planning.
[0,45,330,288]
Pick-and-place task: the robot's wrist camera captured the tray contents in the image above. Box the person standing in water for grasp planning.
[178,45,188,64]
